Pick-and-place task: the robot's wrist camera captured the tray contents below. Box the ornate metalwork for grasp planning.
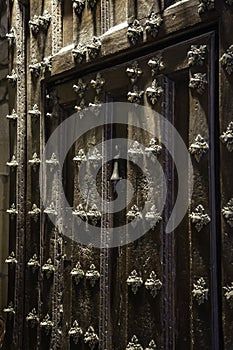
[87,0,98,9]
[27,254,40,272]
[6,27,16,46]
[189,73,208,94]
[192,277,209,305]
[145,340,157,350]
[6,154,18,168]
[85,264,100,287]
[74,99,86,119]
[87,37,101,60]
[29,62,41,77]
[3,302,15,317]
[46,153,59,169]
[71,262,85,284]
[198,0,214,14]
[189,134,209,162]
[42,258,55,278]
[127,20,143,45]
[44,202,58,216]
[72,204,87,223]
[41,56,52,73]
[28,152,41,171]
[223,283,233,303]
[220,45,233,75]
[145,12,163,38]
[220,122,233,151]
[6,109,18,121]
[5,251,18,265]
[73,0,86,16]
[29,11,51,35]
[88,148,103,167]
[128,140,143,161]
[73,79,87,97]
[126,335,143,350]
[84,326,99,349]
[222,198,233,227]
[187,45,207,66]
[72,43,87,63]
[73,149,87,165]
[145,205,162,228]
[145,138,162,157]
[28,204,41,222]
[40,314,54,334]
[6,203,18,217]
[68,320,83,344]
[7,69,17,85]
[146,79,163,105]
[126,61,143,84]
[89,96,102,115]
[87,204,102,225]
[145,271,162,298]
[26,308,39,327]
[127,86,144,104]
[28,104,41,118]
[148,56,164,76]
[189,205,210,232]
[126,205,142,227]
[127,270,143,294]
[90,73,105,94]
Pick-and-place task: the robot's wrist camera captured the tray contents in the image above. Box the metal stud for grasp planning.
[6,27,16,46]
[46,153,59,169]
[29,15,41,35]
[189,73,208,94]
[145,271,162,298]
[222,198,233,227]
[40,314,54,334]
[145,12,163,38]
[84,326,99,349]
[28,104,41,118]
[71,262,85,285]
[6,203,18,217]
[126,61,143,84]
[73,149,87,165]
[72,204,87,224]
[69,321,83,344]
[3,302,15,317]
[126,335,143,350]
[145,340,157,350]
[27,254,40,272]
[75,99,87,119]
[145,138,162,157]
[28,204,41,222]
[6,155,18,168]
[26,308,39,328]
[127,270,143,294]
[145,205,162,229]
[42,258,55,278]
[223,283,233,303]
[87,204,101,225]
[189,204,210,232]
[127,19,143,45]
[146,79,163,105]
[126,205,142,227]
[7,69,17,85]
[88,148,103,167]
[5,251,18,265]
[6,109,18,121]
[89,96,102,115]
[189,134,209,162]
[128,141,143,161]
[220,122,233,151]
[44,202,58,216]
[192,277,209,305]
[28,152,41,171]
[187,45,207,66]
[85,264,100,287]
[41,56,52,73]
[220,45,233,75]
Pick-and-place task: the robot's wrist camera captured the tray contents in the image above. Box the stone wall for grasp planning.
[0,0,9,321]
